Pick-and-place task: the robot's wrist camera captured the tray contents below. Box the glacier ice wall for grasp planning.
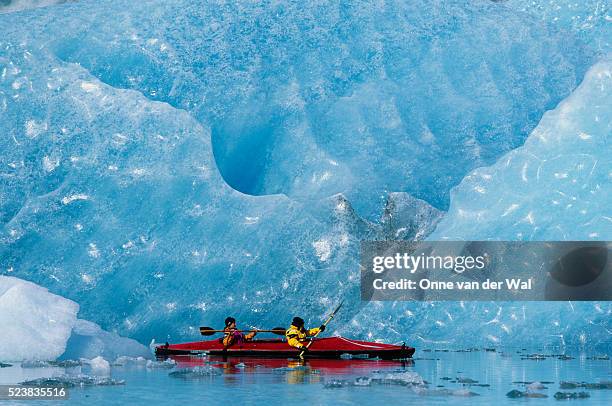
[430,58,611,241]
[346,59,612,350]
[0,45,443,341]
[0,0,593,217]
[504,0,611,53]
[0,0,608,350]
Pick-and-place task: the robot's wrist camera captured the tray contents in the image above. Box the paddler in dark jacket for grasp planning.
[285,317,325,351]
[222,317,257,347]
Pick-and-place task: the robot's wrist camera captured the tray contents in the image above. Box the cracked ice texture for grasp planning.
[0,50,441,341]
[430,58,611,241]
[342,59,612,350]
[0,0,607,348]
[504,0,611,53]
[0,0,594,218]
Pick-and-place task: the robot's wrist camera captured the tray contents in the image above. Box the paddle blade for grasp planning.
[271,327,286,336]
[199,327,216,336]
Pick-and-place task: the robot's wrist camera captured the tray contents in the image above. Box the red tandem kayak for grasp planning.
[155,337,415,360]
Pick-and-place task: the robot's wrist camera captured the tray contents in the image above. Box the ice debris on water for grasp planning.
[112,356,148,366]
[412,388,480,397]
[526,381,547,390]
[21,360,56,368]
[560,381,612,390]
[340,353,370,360]
[146,359,176,369]
[20,374,125,387]
[326,370,425,388]
[88,356,110,375]
[168,366,221,379]
[22,360,83,368]
[369,370,426,386]
[506,389,547,399]
[586,355,610,361]
[554,392,590,400]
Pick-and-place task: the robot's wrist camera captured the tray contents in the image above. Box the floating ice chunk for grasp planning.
[0,276,148,362]
[146,358,176,369]
[20,360,54,368]
[88,356,111,376]
[325,370,425,389]
[112,356,148,366]
[61,319,150,360]
[526,381,547,391]
[370,370,425,386]
[168,366,221,378]
[20,374,125,387]
[0,276,78,361]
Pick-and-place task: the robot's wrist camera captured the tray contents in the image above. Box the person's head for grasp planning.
[292,317,305,328]
[225,317,236,329]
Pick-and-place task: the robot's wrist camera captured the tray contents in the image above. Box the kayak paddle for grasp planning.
[299,300,344,359]
[199,326,286,336]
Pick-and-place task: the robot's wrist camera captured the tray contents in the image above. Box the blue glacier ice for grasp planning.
[0,0,609,353]
[0,0,594,217]
[348,59,612,349]
[0,0,64,14]
[430,58,611,241]
[504,0,611,53]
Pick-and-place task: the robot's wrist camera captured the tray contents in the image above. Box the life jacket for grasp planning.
[285,324,320,349]
[221,328,245,347]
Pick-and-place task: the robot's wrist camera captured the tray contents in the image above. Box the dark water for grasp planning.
[1,349,610,405]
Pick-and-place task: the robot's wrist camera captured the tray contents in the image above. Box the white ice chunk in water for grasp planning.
[61,319,150,360]
[0,276,149,362]
[88,356,111,376]
[0,276,78,361]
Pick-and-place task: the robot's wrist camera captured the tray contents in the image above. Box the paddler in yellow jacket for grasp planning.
[285,317,325,353]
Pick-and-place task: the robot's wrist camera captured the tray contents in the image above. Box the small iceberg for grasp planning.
[554,392,590,400]
[20,374,125,387]
[146,359,176,369]
[112,356,148,366]
[168,366,221,379]
[21,360,82,368]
